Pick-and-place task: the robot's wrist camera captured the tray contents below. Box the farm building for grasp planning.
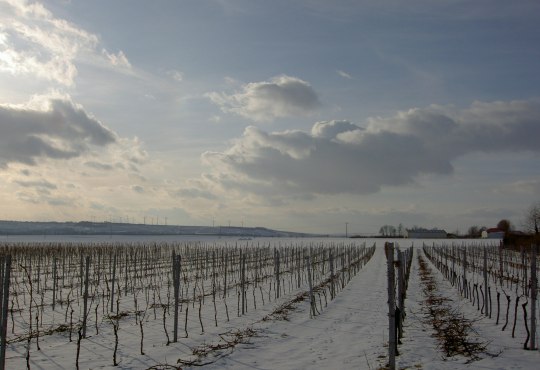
[481,228,505,239]
[405,228,447,239]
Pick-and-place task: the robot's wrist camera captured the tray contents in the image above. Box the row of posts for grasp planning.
[386,243,413,370]
[0,254,92,370]
[459,244,537,350]
[425,243,538,351]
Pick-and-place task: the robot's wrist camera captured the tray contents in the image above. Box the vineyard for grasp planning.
[0,238,375,369]
[423,242,539,351]
[0,237,538,369]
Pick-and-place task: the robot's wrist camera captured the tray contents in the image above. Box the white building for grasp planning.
[481,228,505,239]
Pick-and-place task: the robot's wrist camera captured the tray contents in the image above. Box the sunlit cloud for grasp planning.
[0,0,131,86]
[206,75,321,122]
[102,49,131,69]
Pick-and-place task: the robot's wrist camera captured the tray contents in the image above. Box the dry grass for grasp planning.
[418,254,486,362]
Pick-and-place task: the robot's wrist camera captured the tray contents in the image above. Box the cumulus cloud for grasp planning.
[200,99,540,199]
[0,0,131,86]
[0,95,117,167]
[206,75,321,122]
[311,120,362,139]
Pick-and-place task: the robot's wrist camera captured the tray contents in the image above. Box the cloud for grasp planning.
[200,99,540,200]
[46,195,76,207]
[14,178,57,190]
[84,161,114,171]
[0,0,131,86]
[118,136,148,165]
[167,69,184,82]
[102,49,131,69]
[0,95,117,167]
[174,187,218,200]
[311,120,362,139]
[206,75,321,122]
[336,70,353,79]
[131,185,145,194]
[495,178,540,196]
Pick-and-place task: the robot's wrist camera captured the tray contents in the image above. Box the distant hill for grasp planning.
[0,220,314,238]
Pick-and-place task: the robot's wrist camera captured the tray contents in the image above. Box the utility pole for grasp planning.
[345,222,349,238]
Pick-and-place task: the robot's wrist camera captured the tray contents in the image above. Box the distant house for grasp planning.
[481,228,505,239]
[405,228,447,239]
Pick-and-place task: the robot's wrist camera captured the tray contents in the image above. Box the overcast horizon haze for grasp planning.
[1,0,539,235]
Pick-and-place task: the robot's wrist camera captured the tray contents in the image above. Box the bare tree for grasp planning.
[497,219,512,235]
[523,202,540,235]
[467,226,480,238]
[379,225,397,237]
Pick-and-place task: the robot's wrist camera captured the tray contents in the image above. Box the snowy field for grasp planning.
[1,237,538,369]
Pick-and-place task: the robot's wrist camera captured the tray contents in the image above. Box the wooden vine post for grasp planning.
[329,250,335,299]
[483,246,489,317]
[240,250,246,315]
[110,253,117,313]
[385,242,396,370]
[52,257,57,310]
[82,256,90,338]
[0,256,12,370]
[531,244,537,350]
[499,241,504,287]
[306,252,316,318]
[397,249,405,340]
[462,247,468,298]
[173,253,181,343]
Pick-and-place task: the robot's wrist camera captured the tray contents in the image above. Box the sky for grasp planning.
[0,0,539,235]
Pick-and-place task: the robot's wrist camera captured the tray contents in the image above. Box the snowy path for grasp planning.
[398,246,539,370]
[206,243,389,370]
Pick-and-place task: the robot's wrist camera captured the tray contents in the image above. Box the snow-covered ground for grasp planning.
[202,241,539,370]
[4,238,539,369]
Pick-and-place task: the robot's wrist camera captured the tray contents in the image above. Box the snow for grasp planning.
[205,241,389,370]
[3,238,539,369]
[204,240,540,370]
